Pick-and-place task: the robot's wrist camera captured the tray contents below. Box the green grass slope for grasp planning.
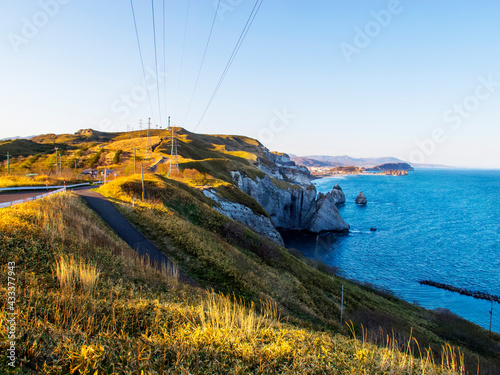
[97,174,500,374]
[0,193,468,374]
[0,139,61,162]
[0,128,294,193]
[1,128,500,373]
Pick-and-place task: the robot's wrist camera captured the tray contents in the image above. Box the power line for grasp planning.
[194,0,264,131]
[162,0,168,128]
[173,0,191,122]
[129,0,157,125]
[151,0,163,127]
[182,0,221,127]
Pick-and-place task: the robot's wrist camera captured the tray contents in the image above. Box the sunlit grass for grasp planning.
[0,174,86,188]
[210,144,258,161]
[54,254,100,293]
[0,184,492,373]
[95,173,500,373]
[105,136,161,153]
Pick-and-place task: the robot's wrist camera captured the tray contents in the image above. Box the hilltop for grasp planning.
[1,128,499,373]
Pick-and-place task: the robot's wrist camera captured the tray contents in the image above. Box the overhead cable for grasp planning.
[194,0,264,131]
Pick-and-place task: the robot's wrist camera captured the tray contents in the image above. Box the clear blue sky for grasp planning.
[1,1,499,168]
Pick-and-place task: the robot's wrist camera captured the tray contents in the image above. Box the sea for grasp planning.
[282,169,500,333]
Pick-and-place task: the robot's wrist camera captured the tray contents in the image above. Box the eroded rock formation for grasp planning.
[355,192,367,205]
[203,189,284,245]
[232,171,349,233]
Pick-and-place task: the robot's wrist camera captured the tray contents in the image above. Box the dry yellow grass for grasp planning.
[0,193,468,374]
[0,175,83,188]
[104,136,161,153]
[210,145,258,161]
[54,254,100,293]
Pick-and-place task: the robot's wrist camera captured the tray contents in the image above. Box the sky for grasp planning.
[1,0,499,168]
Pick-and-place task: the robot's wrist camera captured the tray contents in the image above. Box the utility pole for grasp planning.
[141,162,145,201]
[6,152,10,174]
[146,117,152,159]
[168,116,171,130]
[134,147,137,174]
[139,119,143,138]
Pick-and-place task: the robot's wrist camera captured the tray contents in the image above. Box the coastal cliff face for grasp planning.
[197,142,349,241]
[257,150,312,186]
[203,189,284,245]
[232,171,349,233]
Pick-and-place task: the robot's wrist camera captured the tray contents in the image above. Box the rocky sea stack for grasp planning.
[355,191,367,205]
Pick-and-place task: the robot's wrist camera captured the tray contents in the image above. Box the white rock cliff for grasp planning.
[232,171,349,233]
[202,150,349,244]
[203,189,284,245]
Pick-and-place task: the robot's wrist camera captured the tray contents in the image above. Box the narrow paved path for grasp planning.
[74,186,196,286]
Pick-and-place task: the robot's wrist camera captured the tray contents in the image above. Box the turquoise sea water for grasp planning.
[283,169,500,332]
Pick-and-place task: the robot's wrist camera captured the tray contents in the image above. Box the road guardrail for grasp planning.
[0,188,66,209]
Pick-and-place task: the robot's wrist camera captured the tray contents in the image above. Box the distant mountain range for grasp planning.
[1,135,36,142]
[288,155,449,169]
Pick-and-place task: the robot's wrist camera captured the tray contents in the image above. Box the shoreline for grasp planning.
[302,170,500,333]
[311,172,409,179]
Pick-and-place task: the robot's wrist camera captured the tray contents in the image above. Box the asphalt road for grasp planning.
[0,189,56,204]
[74,186,196,286]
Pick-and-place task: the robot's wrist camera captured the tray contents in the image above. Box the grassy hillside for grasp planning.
[96,173,500,374]
[1,128,500,373]
[155,128,272,183]
[0,130,164,184]
[0,139,62,162]
[0,128,274,187]
[0,193,470,374]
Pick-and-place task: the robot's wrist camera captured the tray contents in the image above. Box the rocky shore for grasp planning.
[382,169,408,176]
